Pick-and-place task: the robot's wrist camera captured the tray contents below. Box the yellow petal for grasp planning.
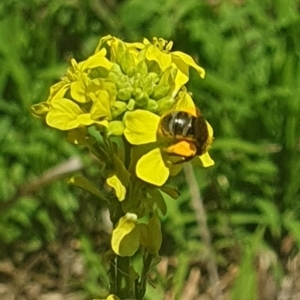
[125,41,145,50]
[146,45,172,71]
[94,35,113,53]
[76,114,94,126]
[124,110,160,145]
[80,48,113,70]
[90,90,112,120]
[173,90,196,112]
[171,51,205,78]
[70,79,88,103]
[111,213,140,257]
[106,174,126,201]
[47,81,69,102]
[31,102,50,117]
[142,38,151,45]
[110,38,127,63]
[94,120,109,128]
[105,295,121,300]
[136,148,169,186]
[173,68,189,94]
[108,121,125,136]
[206,120,214,138]
[199,152,215,167]
[46,98,83,130]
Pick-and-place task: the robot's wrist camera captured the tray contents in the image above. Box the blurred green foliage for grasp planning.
[0,0,299,299]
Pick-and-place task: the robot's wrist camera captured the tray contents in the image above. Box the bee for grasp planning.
[158,108,210,158]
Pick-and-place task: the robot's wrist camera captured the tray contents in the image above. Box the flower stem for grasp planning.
[116,255,131,298]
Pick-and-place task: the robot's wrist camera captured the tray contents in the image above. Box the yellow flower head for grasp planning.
[32,35,213,187]
[142,37,205,94]
[32,36,206,133]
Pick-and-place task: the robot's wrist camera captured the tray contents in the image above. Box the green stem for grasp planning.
[136,252,153,299]
[109,257,117,295]
[116,256,131,298]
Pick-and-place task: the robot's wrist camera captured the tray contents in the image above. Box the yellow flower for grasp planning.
[32,48,115,124]
[32,36,213,187]
[142,37,205,94]
[33,35,206,130]
[48,49,113,104]
[124,92,214,186]
[95,294,121,300]
[46,98,108,130]
[95,35,145,62]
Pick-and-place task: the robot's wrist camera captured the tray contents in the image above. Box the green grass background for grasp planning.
[0,0,300,299]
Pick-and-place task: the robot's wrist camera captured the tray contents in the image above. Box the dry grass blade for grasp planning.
[183,163,223,300]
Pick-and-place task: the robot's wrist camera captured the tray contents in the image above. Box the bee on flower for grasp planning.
[123,89,214,186]
[31,35,214,187]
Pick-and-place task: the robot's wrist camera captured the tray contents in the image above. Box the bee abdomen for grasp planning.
[158,108,210,158]
[161,111,194,140]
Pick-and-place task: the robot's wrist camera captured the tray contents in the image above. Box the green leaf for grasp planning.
[230,213,262,225]
[148,213,162,253]
[148,188,167,215]
[231,228,265,300]
[140,213,162,254]
[159,185,180,199]
[231,247,258,300]
[68,174,108,202]
[254,198,281,238]
[283,211,300,249]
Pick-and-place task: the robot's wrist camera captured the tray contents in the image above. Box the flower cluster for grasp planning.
[32,35,213,187]
[32,36,214,262]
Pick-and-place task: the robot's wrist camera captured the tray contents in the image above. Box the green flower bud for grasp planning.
[157,96,175,114]
[152,85,171,100]
[112,101,127,117]
[134,90,149,107]
[109,72,122,88]
[123,81,132,89]
[146,99,158,112]
[31,102,50,117]
[120,74,129,84]
[118,88,132,101]
[120,52,136,77]
[110,64,123,74]
[89,79,117,103]
[89,67,108,79]
[132,75,142,90]
[147,72,160,83]
[114,40,127,64]
[134,73,142,81]
[142,80,155,96]
[136,60,148,76]
[152,66,176,99]
[127,99,135,111]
